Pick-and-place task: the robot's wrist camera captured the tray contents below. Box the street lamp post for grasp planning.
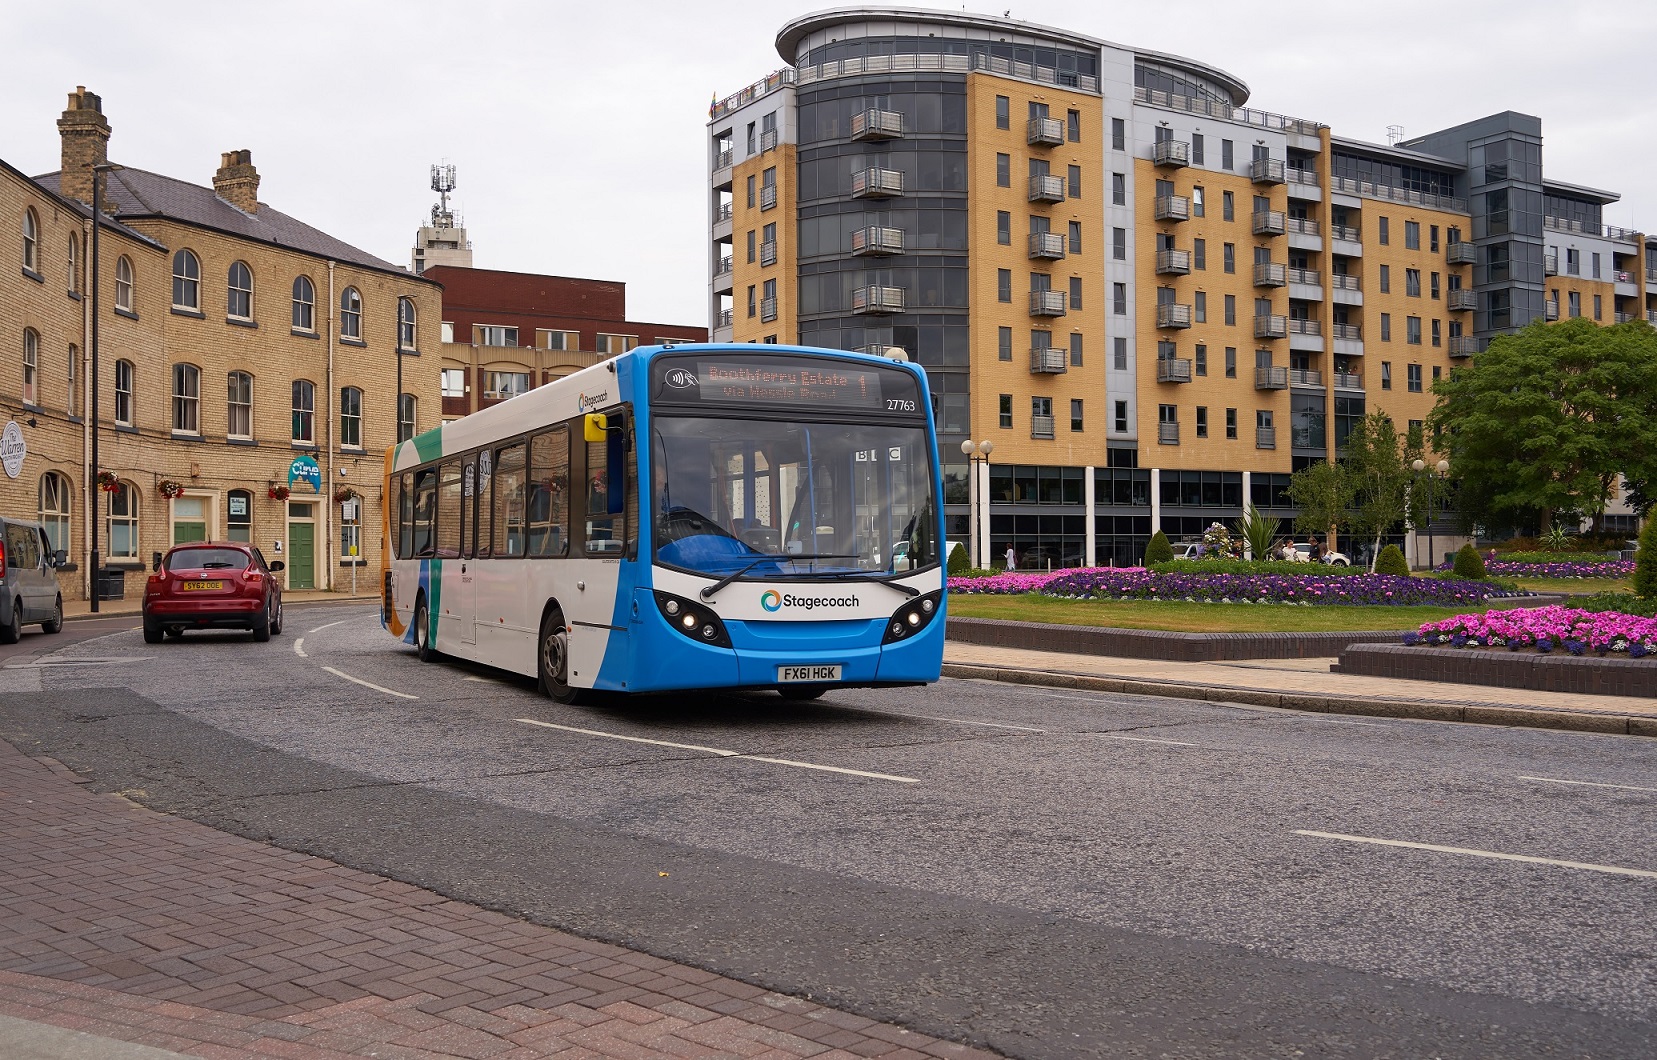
[87,161,121,613]
[960,439,993,569]
[1412,457,1450,569]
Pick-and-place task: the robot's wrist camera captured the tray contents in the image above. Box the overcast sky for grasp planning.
[4,1,1653,327]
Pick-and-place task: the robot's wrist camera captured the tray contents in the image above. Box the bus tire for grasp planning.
[539,609,586,704]
[778,685,829,701]
[414,595,439,663]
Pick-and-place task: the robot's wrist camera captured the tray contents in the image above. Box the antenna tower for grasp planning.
[429,163,459,229]
[1386,125,1404,146]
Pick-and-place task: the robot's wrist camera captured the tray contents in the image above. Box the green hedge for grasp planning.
[1635,519,1657,599]
[1374,544,1410,577]
[1144,530,1174,565]
[1453,542,1487,579]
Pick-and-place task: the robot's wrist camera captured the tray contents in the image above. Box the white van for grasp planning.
[0,516,68,642]
[891,539,963,572]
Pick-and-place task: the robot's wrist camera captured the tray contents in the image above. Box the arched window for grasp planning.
[115,256,133,311]
[172,363,200,433]
[292,275,315,331]
[227,488,252,543]
[172,249,200,309]
[227,371,253,439]
[398,393,416,442]
[67,232,78,293]
[38,472,70,552]
[397,297,417,351]
[22,208,39,273]
[114,359,134,426]
[108,482,139,560]
[227,260,253,319]
[340,386,363,448]
[292,379,315,443]
[22,328,39,406]
[340,286,362,339]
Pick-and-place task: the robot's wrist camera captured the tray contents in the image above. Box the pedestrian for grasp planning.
[1309,535,1324,562]
[1004,544,1017,570]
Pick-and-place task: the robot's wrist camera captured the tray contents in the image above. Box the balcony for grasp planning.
[1252,210,1287,236]
[1156,303,1193,329]
[760,297,778,323]
[1027,116,1064,147]
[1254,261,1287,287]
[1029,290,1067,317]
[713,147,733,172]
[1029,174,1066,203]
[714,255,733,277]
[717,308,733,328]
[1152,140,1190,168]
[1649,309,1657,325]
[1545,251,1559,276]
[1250,157,1286,184]
[851,167,904,198]
[759,240,777,266]
[1330,223,1360,242]
[852,285,905,314]
[1257,426,1277,450]
[1255,314,1288,339]
[1154,195,1190,222]
[851,109,904,140]
[714,202,732,223]
[1029,232,1066,260]
[1615,269,1636,284]
[1156,357,1193,383]
[1287,267,1321,286]
[1330,322,1359,341]
[760,185,777,211]
[1031,415,1056,440]
[1615,312,1636,323]
[1544,299,1560,321]
[1334,371,1363,389]
[1648,269,1657,285]
[1030,347,1068,374]
[1447,289,1476,311]
[1446,241,1478,265]
[1255,365,1289,390]
[1158,421,1180,445]
[1448,335,1479,358]
[1289,368,1322,387]
[1156,249,1191,275]
[851,226,904,255]
[760,128,778,152]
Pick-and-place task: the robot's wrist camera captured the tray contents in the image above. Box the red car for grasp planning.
[143,542,285,643]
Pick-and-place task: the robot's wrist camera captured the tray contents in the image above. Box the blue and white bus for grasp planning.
[382,343,947,702]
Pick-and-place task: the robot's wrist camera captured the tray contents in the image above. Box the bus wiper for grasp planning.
[698,554,858,601]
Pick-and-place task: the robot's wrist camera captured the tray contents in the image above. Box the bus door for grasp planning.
[458,457,479,646]
[568,411,633,688]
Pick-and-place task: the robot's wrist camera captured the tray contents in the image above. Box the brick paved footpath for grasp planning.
[0,740,997,1060]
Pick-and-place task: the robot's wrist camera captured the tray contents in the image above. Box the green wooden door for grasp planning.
[172,497,208,544]
[288,521,315,589]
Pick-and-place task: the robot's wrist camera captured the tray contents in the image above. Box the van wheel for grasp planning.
[538,609,587,704]
[0,602,21,645]
[414,596,438,662]
[41,596,63,634]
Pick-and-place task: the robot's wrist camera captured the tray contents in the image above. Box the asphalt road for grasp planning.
[1,605,1654,1059]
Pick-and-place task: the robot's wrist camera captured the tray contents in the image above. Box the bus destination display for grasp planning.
[664,360,888,410]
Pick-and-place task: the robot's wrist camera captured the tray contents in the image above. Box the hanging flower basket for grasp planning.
[157,479,186,499]
[96,470,120,493]
[269,484,291,501]
[333,485,360,504]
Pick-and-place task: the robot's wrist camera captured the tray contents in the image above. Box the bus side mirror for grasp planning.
[583,413,608,442]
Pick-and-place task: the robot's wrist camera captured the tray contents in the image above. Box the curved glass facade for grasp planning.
[800,37,1098,83]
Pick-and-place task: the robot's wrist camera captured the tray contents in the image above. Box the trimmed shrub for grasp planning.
[1635,518,1657,599]
[1144,530,1174,565]
[946,541,970,575]
[1374,544,1410,577]
[1453,542,1487,580]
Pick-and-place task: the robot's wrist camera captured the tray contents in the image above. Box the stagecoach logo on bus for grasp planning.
[759,590,861,612]
[577,390,609,413]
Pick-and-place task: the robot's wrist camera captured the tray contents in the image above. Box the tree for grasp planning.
[1342,412,1414,570]
[1144,530,1174,565]
[1234,506,1280,562]
[1374,544,1410,577]
[1453,542,1487,579]
[1635,517,1657,599]
[1428,318,1657,533]
[1285,459,1354,545]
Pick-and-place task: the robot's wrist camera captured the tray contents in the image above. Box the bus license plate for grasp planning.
[778,665,841,683]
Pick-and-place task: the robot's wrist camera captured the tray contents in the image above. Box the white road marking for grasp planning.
[293,638,307,658]
[307,620,348,634]
[3,656,150,669]
[322,666,418,700]
[514,718,918,783]
[1095,733,1197,747]
[1294,829,1657,880]
[1519,775,1657,795]
[904,713,1046,732]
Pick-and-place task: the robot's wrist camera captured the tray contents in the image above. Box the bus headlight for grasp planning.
[654,591,732,648]
[882,590,943,645]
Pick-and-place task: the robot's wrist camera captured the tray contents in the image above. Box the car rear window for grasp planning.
[166,548,251,572]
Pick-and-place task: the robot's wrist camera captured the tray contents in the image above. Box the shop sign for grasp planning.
[0,421,24,479]
[288,455,322,493]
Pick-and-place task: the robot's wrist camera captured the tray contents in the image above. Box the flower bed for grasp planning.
[1404,606,1657,657]
[1437,559,1634,579]
[1033,568,1526,607]
[947,570,1076,595]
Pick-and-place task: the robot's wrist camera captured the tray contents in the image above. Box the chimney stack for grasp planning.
[56,86,112,204]
[213,149,260,214]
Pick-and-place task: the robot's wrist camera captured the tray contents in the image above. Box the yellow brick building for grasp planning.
[2,88,441,603]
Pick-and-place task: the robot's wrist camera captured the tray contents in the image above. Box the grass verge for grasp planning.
[1510,577,1632,595]
[948,593,1476,633]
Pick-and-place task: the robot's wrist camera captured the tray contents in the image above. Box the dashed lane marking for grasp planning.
[900,713,1045,732]
[323,666,418,699]
[307,620,348,634]
[1095,733,1198,747]
[1519,775,1657,795]
[293,638,307,658]
[1294,829,1657,880]
[514,718,919,783]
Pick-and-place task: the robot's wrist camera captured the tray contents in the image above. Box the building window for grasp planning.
[1191,133,1204,166]
[1225,346,1237,378]
[1405,269,1421,297]
[340,287,362,339]
[1112,172,1125,205]
[1381,312,1392,341]
[1111,117,1125,150]
[1226,408,1237,439]
[998,269,1012,302]
[1114,400,1128,433]
[1430,225,1440,252]
[22,328,39,406]
[1195,343,1207,375]
[746,230,755,263]
[1377,217,1389,245]
[1192,186,1204,217]
[399,394,416,442]
[1431,319,1442,347]
[1223,243,1235,274]
[747,285,756,317]
[1069,220,1082,254]
[1594,293,1602,320]
[1404,221,1420,250]
[227,371,252,439]
[67,343,77,417]
[398,298,417,351]
[598,334,638,356]
[996,153,1009,188]
[1407,364,1423,392]
[1224,294,1236,326]
[227,488,252,543]
[172,363,200,433]
[227,260,253,319]
[441,368,466,398]
[1071,398,1084,432]
[1568,291,1581,318]
[1193,239,1206,271]
[1067,165,1081,198]
[476,324,518,347]
[171,249,200,309]
[114,359,133,426]
[1069,332,1083,367]
[1222,190,1234,222]
[1221,139,1233,170]
[38,472,70,552]
[22,207,40,273]
[1566,248,1580,276]
[998,327,1012,361]
[1407,316,1421,344]
[1379,265,1390,294]
[999,393,1012,429]
[996,95,1009,130]
[340,386,363,448]
[1067,109,1081,143]
[108,482,139,559]
[292,379,315,443]
[442,321,455,342]
[1114,337,1127,371]
[1112,227,1126,260]
[1070,276,1083,310]
[997,210,1010,245]
[487,371,531,398]
[1591,251,1601,279]
[115,256,133,311]
[1194,293,1207,324]
[66,232,78,293]
[1196,406,1208,438]
[1112,282,1127,315]
[745,175,754,209]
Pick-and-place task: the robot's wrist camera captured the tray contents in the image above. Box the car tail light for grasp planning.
[0,540,6,578]
[243,568,263,583]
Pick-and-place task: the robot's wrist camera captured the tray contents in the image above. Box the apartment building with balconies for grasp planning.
[706,6,1653,566]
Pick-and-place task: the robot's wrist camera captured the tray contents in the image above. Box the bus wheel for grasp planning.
[414,596,438,663]
[539,610,586,704]
[778,686,829,701]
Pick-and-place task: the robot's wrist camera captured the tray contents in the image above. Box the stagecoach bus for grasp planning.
[382,343,947,703]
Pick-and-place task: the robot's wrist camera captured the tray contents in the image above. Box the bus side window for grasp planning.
[397,472,413,559]
[474,449,493,559]
[529,425,568,557]
[493,444,526,557]
[460,458,475,560]
[411,468,437,557]
[435,460,462,559]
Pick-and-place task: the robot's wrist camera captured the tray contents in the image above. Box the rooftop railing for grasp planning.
[711,68,798,121]
[1133,86,1322,135]
[1328,176,1466,214]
